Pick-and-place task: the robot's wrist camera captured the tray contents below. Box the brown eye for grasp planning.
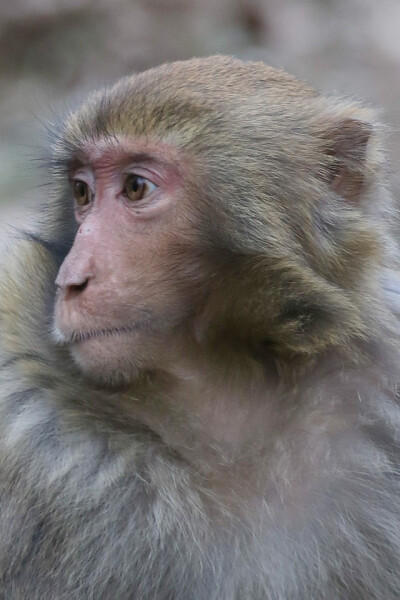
[125,174,156,202]
[73,180,91,207]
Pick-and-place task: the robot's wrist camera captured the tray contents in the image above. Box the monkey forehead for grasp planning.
[59,56,316,151]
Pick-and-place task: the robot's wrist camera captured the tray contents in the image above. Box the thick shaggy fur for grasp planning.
[0,56,400,599]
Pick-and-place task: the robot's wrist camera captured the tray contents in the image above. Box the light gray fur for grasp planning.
[1,293,400,600]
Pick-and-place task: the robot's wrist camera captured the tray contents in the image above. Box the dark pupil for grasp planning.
[130,176,139,192]
[76,182,86,198]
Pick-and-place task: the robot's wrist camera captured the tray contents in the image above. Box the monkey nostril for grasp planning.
[71,279,88,292]
[66,278,89,297]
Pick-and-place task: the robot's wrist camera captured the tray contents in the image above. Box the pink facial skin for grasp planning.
[53,137,204,384]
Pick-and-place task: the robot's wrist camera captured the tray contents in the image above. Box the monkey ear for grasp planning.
[325,118,373,202]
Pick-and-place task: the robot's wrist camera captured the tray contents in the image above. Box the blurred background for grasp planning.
[1,0,400,251]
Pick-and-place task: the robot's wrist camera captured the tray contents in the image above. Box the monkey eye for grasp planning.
[73,180,91,207]
[124,174,156,202]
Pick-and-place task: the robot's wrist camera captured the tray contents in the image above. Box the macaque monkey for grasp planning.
[0,56,399,599]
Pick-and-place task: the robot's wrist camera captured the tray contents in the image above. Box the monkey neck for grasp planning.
[115,318,398,477]
[112,335,376,511]
[115,332,312,479]
[117,335,278,463]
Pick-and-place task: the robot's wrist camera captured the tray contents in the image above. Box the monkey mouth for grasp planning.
[54,325,141,346]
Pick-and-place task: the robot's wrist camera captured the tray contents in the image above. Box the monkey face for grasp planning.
[53,137,207,384]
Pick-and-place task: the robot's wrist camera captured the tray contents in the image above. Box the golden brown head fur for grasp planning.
[50,56,396,363]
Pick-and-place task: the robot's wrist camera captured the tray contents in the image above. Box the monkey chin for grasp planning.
[67,330,151,388]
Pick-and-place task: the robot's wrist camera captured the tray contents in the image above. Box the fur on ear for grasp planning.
[325,118,373,202]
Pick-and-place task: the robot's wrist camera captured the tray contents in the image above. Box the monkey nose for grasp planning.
[55,267,92,299]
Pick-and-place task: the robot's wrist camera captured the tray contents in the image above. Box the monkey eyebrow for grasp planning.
[65,150,172,175]
[122,151,177,174]
[124,152,160,165]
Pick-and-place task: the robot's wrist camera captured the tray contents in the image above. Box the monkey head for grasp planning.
[51,57,386,384]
